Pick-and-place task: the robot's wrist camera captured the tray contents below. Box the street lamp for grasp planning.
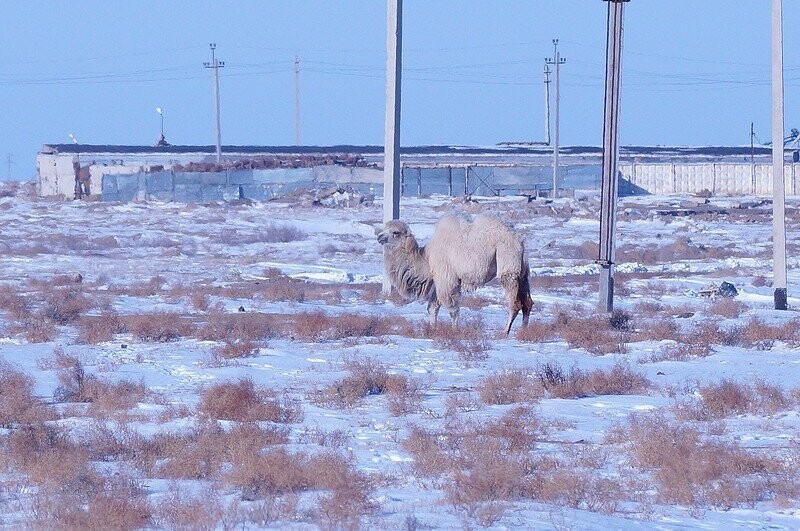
[155,107,169,146]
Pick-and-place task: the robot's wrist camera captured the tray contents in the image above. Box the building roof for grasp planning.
[41,143,775,157]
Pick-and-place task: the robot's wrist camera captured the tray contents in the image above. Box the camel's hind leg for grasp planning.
[500,274,523,337]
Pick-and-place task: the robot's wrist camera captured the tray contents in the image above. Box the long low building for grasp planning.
[36,143,795,200]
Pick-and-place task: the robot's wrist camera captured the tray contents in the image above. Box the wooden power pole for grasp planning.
[546,40,565,196]
[294,55,301,146]
[772,0,788,310]
[203,44,225,163]
[598,0,628,313]
[544,63,552,145]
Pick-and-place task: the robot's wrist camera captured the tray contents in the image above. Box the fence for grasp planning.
[97,162,800,202]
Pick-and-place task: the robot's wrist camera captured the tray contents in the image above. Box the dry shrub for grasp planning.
[641,342,712,363]
[2,423,90,490]
[291,311,402,342]
[681,318,800,352]
[445,392,483,415]
[734,317,800,349]
[562,240,599,260]
[633,317,681,343]
[676,379,795,420]
[537,362,650,399]
[386,373,425,416]
[224,447,373,526]
[124,275,167,297]
[296,427,350,449]
[217,223,306,244]
[257,275,309,303]
[477,368,543,405]
[199,378,303,423]
[199,312,276,343]
[189,291,211,312]
[427,316,491,361]
[152,484,223,530]
[54,357,149,413]
[36,286,93,325]
[711,298,746,318]
[141,421,288,480]
[608,411,797,508]
[76,306,125,344]
[0,362,54,427]
[402,408,546,479]
[10,313,58,343]
[124,311,195,342]
[29,472,150,530]
[212,339,260,360]
[517,307,628,355]
[752,275,768,287]
[618,238,733,264]
[0,288,30,320]
[401,408,617,514]
[311,358,391,409]
[515,320,556,343]
[37,346,79,371]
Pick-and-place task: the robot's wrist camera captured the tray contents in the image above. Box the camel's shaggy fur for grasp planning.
[376,214,533,335]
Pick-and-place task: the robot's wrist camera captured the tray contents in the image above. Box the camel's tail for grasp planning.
[518,255,533,324]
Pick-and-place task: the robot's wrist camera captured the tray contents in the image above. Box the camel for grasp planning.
[376,214,533,335]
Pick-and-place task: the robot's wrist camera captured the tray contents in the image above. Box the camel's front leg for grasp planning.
[427,298,440,326]
[448,305,460,327]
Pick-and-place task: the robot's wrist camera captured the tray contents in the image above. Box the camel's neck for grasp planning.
[384,242,434,301]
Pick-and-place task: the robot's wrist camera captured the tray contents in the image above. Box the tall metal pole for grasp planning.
[383,0,402,224]
[772,0,788,310]
[598,0,628,313]
[546,40,565,196]
[204,44,225,163]
[294,55,301,146]
[544,63,552,145]
[382,0,403,293]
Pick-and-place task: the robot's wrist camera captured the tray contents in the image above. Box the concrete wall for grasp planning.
[38,153,78,198]
[620,162,800,195]
[45,156,800,203]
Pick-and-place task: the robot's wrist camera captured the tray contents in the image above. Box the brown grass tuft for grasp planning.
[199,378,303,423]
[123,312,195,342]
[477,368,543,405]
[0,363,54,427]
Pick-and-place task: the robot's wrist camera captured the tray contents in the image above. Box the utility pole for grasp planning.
[294,55,301,146]
[383,0,403,293]
[772,0,788,310]
[203,43,225,163]
[546,40,565,196]
[6,154,13,180]
[597,0,628,314]
[543,63,552,145]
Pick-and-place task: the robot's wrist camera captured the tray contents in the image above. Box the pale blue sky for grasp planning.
[1,1,798,179]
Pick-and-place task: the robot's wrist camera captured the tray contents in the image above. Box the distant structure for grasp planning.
[35,142,795,202]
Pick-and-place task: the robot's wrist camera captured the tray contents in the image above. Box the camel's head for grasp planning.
[375,220,413,248]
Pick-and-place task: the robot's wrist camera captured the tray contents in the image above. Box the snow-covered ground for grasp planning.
[0,191,799,529]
